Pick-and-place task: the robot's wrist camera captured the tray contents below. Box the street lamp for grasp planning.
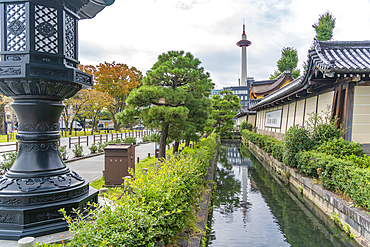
[0,0,114,240]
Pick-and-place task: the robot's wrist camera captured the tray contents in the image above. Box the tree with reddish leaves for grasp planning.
[80,62,142,130]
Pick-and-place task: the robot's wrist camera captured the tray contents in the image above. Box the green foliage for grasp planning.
[72,144,83,158]
[313,11,335,41]
[97,142,106,153]
[316,138,365,159]
[270,47,300,79]
[123,137,137,144]
[89,143,97,154]
[0,151,17,171]
[305,106,343,146]
[117,50,213,158]
[271,141,284,162]
[206,90,241,138]
[283,125,313,167]
[332,165,370,209]
[142,134,151,143]
[240,121,253,131]
[59,145,68,160]
[345,154,370,168]
[241,129,284,162]
[41,134,218,247]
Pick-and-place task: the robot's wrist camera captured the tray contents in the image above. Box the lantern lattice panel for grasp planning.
[35,5,58,54]
[6,3,26,51]
[65,13,75,59]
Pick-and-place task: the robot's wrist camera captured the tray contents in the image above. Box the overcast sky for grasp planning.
[78,0,370,89]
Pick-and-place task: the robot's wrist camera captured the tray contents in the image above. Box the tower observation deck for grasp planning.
[236,23,251,87]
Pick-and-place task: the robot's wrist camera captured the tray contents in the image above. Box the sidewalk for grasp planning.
[66,142,155,183]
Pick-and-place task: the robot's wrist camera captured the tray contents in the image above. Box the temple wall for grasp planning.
[352,86,370,144]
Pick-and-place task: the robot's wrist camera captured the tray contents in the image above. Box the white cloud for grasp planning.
[78,0,370,88]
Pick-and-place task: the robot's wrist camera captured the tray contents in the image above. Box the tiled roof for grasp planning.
[309,40,370,74]
[252,76,304,108]
[251,40,370,110]
[252,79,277,86]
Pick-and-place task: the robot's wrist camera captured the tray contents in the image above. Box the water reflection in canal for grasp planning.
[207,141,359,247]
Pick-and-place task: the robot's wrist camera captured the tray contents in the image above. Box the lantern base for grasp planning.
[0,184,98,241]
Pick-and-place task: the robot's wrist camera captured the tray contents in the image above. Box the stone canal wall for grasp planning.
[186,137,220,247]
[246,140,370,247]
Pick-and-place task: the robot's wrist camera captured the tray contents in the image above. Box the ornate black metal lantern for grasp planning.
[0,0,114,240]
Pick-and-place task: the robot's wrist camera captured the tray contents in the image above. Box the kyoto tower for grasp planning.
[236,21,252,86]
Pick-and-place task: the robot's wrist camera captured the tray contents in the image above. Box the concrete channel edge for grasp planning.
[246,140,370,247]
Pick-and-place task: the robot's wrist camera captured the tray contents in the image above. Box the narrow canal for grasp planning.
[207,141,360,247]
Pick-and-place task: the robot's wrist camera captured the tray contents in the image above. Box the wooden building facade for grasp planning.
[250,41,370,154]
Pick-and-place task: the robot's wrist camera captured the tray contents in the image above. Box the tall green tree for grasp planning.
[270,47,300,79]
[205,90,241,138]
[116,51,213,158]
[313,11,335,41]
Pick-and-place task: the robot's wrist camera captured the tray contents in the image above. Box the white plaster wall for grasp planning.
[352,86,370,143]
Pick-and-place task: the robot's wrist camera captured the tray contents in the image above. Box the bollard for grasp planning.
[18,237,35,247]
[148,153,151,158]
[137,157,140,164]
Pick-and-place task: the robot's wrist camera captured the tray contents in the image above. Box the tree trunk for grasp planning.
[159,122,169,159]
[173,140,179,154]
[185,140,190,147]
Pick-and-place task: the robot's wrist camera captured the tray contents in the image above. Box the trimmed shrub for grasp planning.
[283,125,313,167]
[311,124,341,146]
[271,141,284,162]
[316,138,365,159]
[345,154,370,168]
[240,121,253,132]
[41,134,218,247]
[332,164,370,210]
[123,137,137,144]
[294,151,354,189]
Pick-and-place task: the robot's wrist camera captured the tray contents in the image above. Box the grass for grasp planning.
[90,144,185,196]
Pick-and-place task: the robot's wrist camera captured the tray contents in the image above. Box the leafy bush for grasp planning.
[58,145,68,160]
[72,144,83,158]
[0,152,17,171]
[271,141,284,162]
[332,164,370,209]
[311,124,341,146]
[295,150,356,190]
[283,125,313,167]
[89,143,98,154]
[123,137,137,144]
[39,134,218,247]
[305,105,344,146]
[316,138,365,159]
[240,121,253,132]
[98,142,106,153]
[345,154,370,168]
[142,134,151,143]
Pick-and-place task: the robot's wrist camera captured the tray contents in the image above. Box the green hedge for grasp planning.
[38,134,218,247]
[241,129,284,162]
[295,150,370,210]
[242,129,370,211]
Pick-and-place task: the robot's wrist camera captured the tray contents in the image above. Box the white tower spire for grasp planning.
[236,19,251,87]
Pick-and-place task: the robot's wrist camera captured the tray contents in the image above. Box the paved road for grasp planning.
[66,142,156,183]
